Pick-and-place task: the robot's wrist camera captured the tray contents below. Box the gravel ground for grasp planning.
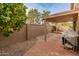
[0,39,37,56]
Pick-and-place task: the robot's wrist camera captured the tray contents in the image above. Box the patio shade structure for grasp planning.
[43,3,79,41]
[43,6,79,31]
[43,10,78,23]
[43,3,79,23]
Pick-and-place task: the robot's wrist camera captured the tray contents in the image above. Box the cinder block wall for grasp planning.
[46,24,52,33]
[0,25,26,47]
[0,24,52,48]
[26,24,46,40]
[26,24,52,40]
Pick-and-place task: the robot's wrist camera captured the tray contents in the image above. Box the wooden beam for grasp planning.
[46,15,73,23]
[43,10,79,20]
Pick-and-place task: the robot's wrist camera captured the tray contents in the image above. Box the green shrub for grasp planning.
[0,3,27,36]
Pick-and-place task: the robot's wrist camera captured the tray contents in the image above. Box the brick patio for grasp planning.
[24,33,79,56]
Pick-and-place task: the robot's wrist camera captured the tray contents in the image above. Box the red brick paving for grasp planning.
[24,33,79,56]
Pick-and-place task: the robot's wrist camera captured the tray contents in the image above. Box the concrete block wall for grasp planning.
[0,25,26,47]
[0,24,52,47]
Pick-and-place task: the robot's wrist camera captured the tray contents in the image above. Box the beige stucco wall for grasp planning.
[76,14,79,32]
[76,20,79,32]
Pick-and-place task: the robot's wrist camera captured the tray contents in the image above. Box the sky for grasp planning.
[24,3,70,14]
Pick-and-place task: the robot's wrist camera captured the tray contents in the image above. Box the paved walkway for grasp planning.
[24,33,79,56]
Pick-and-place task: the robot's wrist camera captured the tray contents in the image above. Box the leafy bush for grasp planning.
[0,3,27,36]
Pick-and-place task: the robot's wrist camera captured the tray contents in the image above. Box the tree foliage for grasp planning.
[42,10,50,17]
[28,9,41,24]
[27,9,50,24]
[0,3,27,36]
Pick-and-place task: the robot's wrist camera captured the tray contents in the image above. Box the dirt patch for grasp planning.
[0,39,37,56]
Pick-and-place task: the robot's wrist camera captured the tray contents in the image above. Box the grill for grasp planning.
[62,30,79,51]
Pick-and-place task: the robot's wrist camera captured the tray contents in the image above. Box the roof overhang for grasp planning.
[43,10,79,23]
